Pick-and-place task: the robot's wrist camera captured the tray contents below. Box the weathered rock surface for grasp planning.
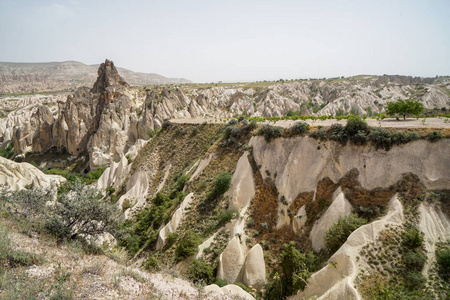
[0,61,191,94]
[293,195,404,300]
[250,136,450,203]
[418,202,450,276]
[204,284,256,300]
[228,151,255,212]
[217,236,246,284]
[310,188,353,251]
[242,244,266,290]
[0,156,65,190]
[118,171,149,219]
[156,193,194,249]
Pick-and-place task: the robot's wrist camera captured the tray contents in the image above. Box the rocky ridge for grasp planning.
[0,61,191,94]
[1,60,450,171]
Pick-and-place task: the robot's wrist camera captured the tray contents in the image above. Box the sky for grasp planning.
[0,0,449,82]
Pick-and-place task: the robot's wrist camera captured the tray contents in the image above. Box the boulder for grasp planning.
[217,236,245,283]
[228,151,255,212]
[242,244,266,290]
[204,284,256,300]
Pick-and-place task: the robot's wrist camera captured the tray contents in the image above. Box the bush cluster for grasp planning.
[257,124,283,142]
[46,180,122,241]
[175,230,201,260]
[187,259,215,284]
[220,118,257,147]
[266,242,319,299]
[290,122,310,135]
[0,144,14,159]
[400,226,427,290]
[207,172,232,201]
[118,191,182,254]
[436,244,450,281]
[325,213,368,254]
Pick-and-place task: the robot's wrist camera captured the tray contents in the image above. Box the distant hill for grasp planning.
[0,60,191,94]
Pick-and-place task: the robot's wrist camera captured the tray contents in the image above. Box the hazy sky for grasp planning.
[1,0,449,82]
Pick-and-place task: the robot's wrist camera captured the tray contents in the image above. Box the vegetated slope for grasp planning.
[0,60,191,94]
[99,119,449,299]
[0,118,449,299]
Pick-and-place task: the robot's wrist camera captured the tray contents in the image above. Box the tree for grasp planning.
[45,180,122,240]
[386,98,424,120]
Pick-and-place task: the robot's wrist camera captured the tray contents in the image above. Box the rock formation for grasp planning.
[0,156,65,191]
[310,188,353,251]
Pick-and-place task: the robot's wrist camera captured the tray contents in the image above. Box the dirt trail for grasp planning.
[171,117,450,129]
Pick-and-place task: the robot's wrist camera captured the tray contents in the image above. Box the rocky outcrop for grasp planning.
[250,136,450,203]
[293,195,404,300]
[0,156,65,191]
[204,284,256,300]
[156,193,195,249]
[242,244,266,290]
[310,188,353,251]
[217,236,246,284]
[0,61,191,94]
[228,151,255,212]
[118,171,149,219]
[217,238,266,291]
[8,60,154,170]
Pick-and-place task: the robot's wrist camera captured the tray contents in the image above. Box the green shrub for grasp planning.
[144,255,160,271]
[175,174,190,191]
[0,144,14,159]
[217,209,235,227]
[425,130,443,142]
[390,131,409,144]
[215,278,227,287]
[165,233,178,248]
[258,124,283,142]
[329,123,347,144]
[325,213,368,254]
[45,180,122,241]
[403,249,427,271]
[345,116,369,144]
[83,167,106,184]
[7,250,45,267]
[147,129,156,138]
[175,230,200,260]
[187,259,214,284]
[265,273,283,300]
[368,128,392,150]
[162,119,172,130]
[0,187,51,219]
[404,271,426,289]
[227,119,238,126]
[402,227,424,249]
[0,225,11,261]
[212,172,232,197]
[407,131,420,141]
[290,122,310,135]
[309,128,327,141]
[280,242,312,296]
[436,245,450,281]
